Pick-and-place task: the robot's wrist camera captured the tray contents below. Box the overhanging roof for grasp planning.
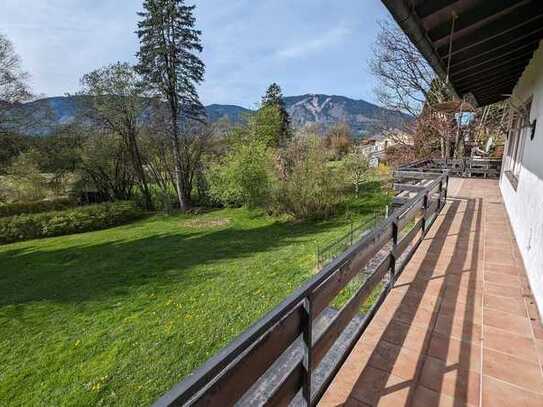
[382,0,543,106]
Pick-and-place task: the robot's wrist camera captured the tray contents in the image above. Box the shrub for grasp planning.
[0,198,78,218]
[208,138,273,208]
[270,136,344,219]
[0,201,144,244]
[324,122,353,160]
[341,148,370,197]
[4,150,49,202]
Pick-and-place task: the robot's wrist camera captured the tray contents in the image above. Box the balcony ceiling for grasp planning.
[382,0,543,106]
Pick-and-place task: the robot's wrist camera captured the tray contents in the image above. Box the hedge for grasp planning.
[0,198,78,218]
[0,201,145,244]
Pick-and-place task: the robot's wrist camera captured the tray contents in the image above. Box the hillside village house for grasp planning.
[361,131,414,167]
[153,1,543,406]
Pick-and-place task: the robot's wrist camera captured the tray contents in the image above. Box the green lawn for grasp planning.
[0,184,389,406]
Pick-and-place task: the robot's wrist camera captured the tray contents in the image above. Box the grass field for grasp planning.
[0,183,389,406]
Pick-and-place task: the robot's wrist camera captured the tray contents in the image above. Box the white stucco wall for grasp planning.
[500,40,543,316]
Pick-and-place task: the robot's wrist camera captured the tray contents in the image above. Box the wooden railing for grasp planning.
[153,172,449,407]
[392,170,448,208]
[398,158,501,178]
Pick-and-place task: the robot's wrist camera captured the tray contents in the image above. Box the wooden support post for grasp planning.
[390,219,398,289]
[444,174,449,202]
[302,297,312,406]
[437,178,443,209]
[422,192,429,233]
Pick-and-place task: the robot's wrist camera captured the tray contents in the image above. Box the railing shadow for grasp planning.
[339,193,483,406]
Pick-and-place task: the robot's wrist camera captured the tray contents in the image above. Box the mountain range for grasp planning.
[4,94,410,137]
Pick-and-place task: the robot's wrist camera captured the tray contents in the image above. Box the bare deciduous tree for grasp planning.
[78,63,154,209]
[0,33,31,104]
[369,19,462,162]
[370,19,509,166]
[0,33,34,136]
[369,19,452,117]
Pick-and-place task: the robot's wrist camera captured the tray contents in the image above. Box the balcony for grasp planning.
[319,177,543,407]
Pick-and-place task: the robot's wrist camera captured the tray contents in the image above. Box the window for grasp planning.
[505,101,531,186]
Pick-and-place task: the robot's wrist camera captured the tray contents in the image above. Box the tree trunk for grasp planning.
[128,132,153,211]
[170,125,191,211]
[179,177,192,210]
[171,137,189,211]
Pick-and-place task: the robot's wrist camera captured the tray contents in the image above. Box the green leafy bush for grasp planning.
[269,136,344,219]
[0,201,144,244]
[0,198,78,218]
[208,138,273,208]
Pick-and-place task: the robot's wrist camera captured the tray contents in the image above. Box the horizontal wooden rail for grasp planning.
[398,158,501,179]
[265,359,304,406]
[152,172,448,407]
[191,305,305,406]
[311,255,391,369]
[393,183,426,192]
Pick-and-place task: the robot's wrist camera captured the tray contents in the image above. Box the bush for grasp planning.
[270,136,344,219]
[0,198,78,218]
[3,151,49,202]
[0,201,144,244]
[208,138,273,208]
[340,149,370,197]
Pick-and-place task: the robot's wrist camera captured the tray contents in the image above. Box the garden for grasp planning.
[0,177,389,405]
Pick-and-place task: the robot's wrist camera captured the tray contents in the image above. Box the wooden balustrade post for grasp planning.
[302,297,313,406]
[390,219,398,289]
[422,192,429,233]
[444,174,449,202]
[437,178,443,209]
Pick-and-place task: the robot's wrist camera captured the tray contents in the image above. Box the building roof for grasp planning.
[382,0,543,106]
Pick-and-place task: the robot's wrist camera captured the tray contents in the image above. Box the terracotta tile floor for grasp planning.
[319,178,543,407]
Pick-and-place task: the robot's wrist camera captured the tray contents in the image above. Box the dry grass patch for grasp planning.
[181,218,231,229]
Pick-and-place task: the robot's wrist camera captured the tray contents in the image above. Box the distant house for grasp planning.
[360,131,414,167]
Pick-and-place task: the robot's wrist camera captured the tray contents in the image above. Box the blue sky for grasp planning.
[1,0,391,108]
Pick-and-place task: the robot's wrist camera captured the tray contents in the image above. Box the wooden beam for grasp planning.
[437,10,543,57]
[416,0,461,20]
[451,46,538,77]
[474,83,520,101]
[393,183,427,193]
[475,79,524,95]
[468,79,520,96]
[192,305,305,406]
[454,63,526,89]
[456,68,524,89]
[448,30,543,69]
[419,0,479,30]
[393,170,442,180]
[393,219,424,259]
[311,255,391,369]
[431,0,531,48]
[264,361,304,407]
[451,56,531,83]
[311,223,392,318]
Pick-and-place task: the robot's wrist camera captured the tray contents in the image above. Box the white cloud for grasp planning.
[275,24,352,59]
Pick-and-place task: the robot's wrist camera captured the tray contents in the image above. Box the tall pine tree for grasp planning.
[136,0,205,210]
[261,83,291,145]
